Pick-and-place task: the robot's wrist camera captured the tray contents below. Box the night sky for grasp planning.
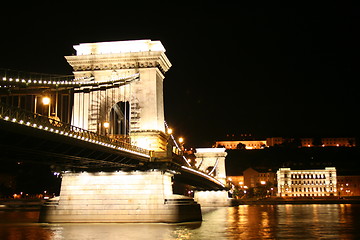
[1,6,359,147]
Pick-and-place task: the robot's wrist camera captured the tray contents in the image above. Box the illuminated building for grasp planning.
[215,140,267,149]
[266,137,356,147]
[337,176,360,196]
[301,138,313,147]
[299,138,357,147]
[243,167,277,188]
[266,137,284,147]
[320,138,356,147]
[277,167,337,197]
[227,176,244,188]
[217,137,355,149]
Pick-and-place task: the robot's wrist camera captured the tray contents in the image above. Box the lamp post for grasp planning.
[178,137,184,151]
[167,128,173,135]
[103,121,110,136]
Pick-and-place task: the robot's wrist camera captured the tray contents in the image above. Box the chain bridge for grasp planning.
[0,40,229,223]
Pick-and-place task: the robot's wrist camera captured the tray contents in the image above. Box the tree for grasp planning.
[236,143,246,149]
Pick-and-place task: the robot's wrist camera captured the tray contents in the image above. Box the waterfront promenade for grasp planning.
[234,196,360,205]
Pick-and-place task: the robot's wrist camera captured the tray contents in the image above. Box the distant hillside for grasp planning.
[225,147,360,176]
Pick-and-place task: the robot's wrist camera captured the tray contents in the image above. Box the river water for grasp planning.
[1,204,360,239]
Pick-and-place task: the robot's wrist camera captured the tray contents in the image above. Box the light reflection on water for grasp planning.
[1,204,359,240]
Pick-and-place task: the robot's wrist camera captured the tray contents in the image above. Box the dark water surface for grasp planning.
[1,204,360,239]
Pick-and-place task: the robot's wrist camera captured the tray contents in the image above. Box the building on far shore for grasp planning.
[337,176,360,196]
[267,137,356,148]
[215,140,267,149]
[216,137,356,149]
[277,167,337,197]
[226,176,244,188]
[243,167,277,188]
[226,167,360,198]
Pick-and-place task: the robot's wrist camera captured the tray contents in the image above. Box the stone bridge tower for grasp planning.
[65,40,171,151]
[194,148,230,206]
[194,148,227,184]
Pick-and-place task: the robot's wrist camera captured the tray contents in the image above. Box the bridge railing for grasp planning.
[0,68,75,82]
[0,103,150,157]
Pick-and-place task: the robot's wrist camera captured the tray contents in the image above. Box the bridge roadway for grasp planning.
[0,103,225,190]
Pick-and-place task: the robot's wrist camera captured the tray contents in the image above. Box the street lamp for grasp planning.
[103,121,110,136]
[178,137,185,152]
[42,97,50,105]
[167,128,173,135]
[103,121,110,129]
[42,96,51,116]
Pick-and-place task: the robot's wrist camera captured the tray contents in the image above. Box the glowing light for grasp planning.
[260,181,266,185]
[103,121,110,129]
[178,137,184,143]
[42,97,50,105]
[167,128,173,135]
[74,40,166,55]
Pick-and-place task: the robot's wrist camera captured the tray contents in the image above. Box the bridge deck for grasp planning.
[0,103,225,190]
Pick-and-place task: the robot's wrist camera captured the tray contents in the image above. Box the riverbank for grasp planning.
[0,199,45,211]
[233,196,360,205]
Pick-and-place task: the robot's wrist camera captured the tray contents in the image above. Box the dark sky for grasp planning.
[1,6,359,147]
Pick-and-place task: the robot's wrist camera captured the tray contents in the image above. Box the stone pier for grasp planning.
[194,190,232,207]
[39,170,201,223]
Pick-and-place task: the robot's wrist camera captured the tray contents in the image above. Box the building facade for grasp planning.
[243,167,277,188]
[277,167,337,197]
[266,137,356,147]
[337,176,360,196]
[217,137,356,149]
[320,138,356,147]
[227,176,244,188]
[215,140,267,150]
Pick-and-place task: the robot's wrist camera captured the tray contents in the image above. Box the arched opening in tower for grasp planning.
[206,166,217,176]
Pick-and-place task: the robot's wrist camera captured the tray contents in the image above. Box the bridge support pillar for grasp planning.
[194,190,232,207]
[39,171,201,223]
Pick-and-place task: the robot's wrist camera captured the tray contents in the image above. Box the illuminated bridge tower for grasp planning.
[39,40,202,223]
[65,40,171,152]
[194,148,231,206]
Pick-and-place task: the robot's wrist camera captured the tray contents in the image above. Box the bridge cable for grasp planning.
[164,121,191,167]
[195,157,204,169]
[208,158,219,176]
